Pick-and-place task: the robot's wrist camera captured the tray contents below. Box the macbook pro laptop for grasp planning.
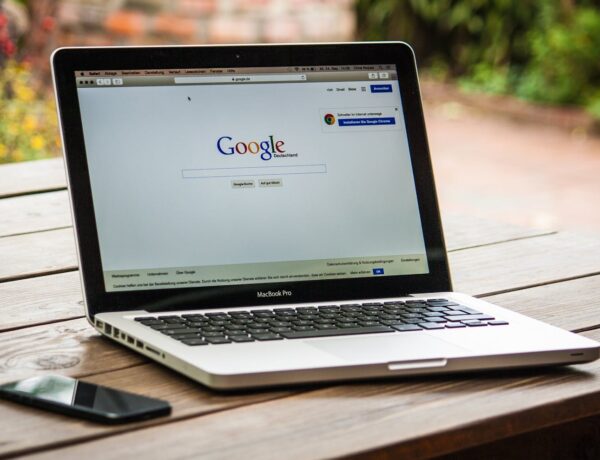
[52,42,599,390]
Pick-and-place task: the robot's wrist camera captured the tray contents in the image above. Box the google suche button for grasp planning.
[370,84,392,93]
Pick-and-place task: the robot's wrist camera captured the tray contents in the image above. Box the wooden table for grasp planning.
[2,158,600,459]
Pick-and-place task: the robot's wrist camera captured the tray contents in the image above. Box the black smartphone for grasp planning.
[0,374,171,424]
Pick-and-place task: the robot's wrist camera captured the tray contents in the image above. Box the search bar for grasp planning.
[174,74,307,84]
[182,164,327,179]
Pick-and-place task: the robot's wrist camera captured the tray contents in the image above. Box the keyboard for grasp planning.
[133,299,508,346]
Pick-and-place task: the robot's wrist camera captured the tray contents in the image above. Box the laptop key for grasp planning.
[381,320,406,326]
[419,322,445,330]
[269,321,292,328]
[205,337,231,344]
[359,321,381,327]
[160,328,196,336]
[229,335,255,343]
[422,317,447,323]
[446,314,494,322]
[247,328,270,335]
[281,326,394,339]
[134,316,156,321]
[171,333,203,340]
[203,331,227,337]
[445,322,467,328]
[488,320,509,326]
[252,333,283,341]
[150,323,180,330]
[464,320,487,327]
[456,306,482,314]
[138,320,164,326]
[181,339,208,346]
[392,324,422,332]
[315,324,338,330]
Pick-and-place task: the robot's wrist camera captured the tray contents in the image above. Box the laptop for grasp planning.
[52,42,599,390]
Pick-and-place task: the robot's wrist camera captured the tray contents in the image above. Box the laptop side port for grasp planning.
[135,340,144,349]
[113,327,120,338]
[145,345,160,356]
[126,336,135,345]
[104,324,112,335]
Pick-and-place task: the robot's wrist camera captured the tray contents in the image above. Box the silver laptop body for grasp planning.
[52,43,599,390]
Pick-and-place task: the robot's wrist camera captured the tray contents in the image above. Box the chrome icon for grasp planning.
[324,113,336,125]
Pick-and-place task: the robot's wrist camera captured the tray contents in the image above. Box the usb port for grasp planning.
[104,324,112,335]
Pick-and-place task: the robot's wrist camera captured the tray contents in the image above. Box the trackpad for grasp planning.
[308,334,470,364]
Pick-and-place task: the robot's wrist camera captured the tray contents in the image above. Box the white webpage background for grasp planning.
[78,80,427,271]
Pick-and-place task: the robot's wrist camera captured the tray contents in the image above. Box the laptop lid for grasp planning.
[52,42,451,318]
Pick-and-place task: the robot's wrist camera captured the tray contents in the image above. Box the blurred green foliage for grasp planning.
[356,0,600,118]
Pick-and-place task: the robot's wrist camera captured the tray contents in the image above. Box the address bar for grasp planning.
[174,74,307,84]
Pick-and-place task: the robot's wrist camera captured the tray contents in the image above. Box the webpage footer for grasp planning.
[104,254,429,292]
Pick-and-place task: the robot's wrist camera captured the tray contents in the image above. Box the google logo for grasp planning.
[324,113,336,125]
[217,135,285,161]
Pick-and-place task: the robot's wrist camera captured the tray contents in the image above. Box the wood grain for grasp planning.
[0,271,83,332]
[0,191,71,237]
[482,274,600,333]
[0,363,289,458]
[0,318,143,386]
[0,228,77,282]
[0,158,65,199]
[23,330,600,460]
[451,231,600,295]
[442,213,551,252]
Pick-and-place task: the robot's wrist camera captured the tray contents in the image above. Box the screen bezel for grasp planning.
[52,42,452,318]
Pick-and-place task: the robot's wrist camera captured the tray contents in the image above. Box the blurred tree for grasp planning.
[356,0,600,117]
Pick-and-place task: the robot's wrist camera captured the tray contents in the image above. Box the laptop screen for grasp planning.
[74,65,429,293]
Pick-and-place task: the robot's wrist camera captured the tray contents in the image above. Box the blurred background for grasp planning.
[1,0,599,232]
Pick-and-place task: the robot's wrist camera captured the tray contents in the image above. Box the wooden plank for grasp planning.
[0,271,83,332]
[23,329,600,460]
[0,363,289,458]
[433,413,600,460]
[451,231,600,296]
[442,213,551,252]
[0,228,77,282]
[0,318,143,386]
[0,190,71,237]
[0,158,66,198]
[482,274,600,333]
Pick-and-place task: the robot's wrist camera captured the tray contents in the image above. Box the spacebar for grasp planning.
[280,326,395,339]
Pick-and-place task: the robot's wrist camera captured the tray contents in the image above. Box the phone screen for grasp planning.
[0,375,171,423]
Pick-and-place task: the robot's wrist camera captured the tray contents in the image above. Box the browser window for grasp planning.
[75,65,429,292]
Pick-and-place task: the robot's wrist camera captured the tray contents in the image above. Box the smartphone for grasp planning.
[0,374,171,424]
